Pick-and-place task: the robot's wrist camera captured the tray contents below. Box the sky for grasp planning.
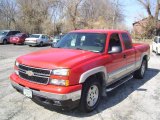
[122,0,148,29]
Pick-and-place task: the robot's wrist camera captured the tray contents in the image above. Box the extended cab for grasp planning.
[10,30,150,112]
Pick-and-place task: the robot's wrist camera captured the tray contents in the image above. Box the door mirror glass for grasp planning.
[108,46,122,54]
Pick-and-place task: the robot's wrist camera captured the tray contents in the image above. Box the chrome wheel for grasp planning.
[86,85,99,107]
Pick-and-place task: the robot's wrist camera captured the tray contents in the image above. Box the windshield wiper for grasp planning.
[75,47,99,53]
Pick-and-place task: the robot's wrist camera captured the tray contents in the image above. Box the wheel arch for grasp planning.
[79,66,108,96]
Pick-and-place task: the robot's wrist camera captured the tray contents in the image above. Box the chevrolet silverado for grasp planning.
[10,29,150,112]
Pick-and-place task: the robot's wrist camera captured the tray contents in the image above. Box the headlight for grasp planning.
[15,61,19,67]
[52,69,70,76]
[50,79,69,86]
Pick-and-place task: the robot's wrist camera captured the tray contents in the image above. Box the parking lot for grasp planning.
[0,44,160,120]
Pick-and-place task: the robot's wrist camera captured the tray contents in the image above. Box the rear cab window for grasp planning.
[121,33,132,49]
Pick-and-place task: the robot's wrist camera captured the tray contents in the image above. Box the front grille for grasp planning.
[19,64,50,76]
[18,64,51,84]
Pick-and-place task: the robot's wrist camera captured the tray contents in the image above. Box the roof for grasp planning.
[70,29,128,33]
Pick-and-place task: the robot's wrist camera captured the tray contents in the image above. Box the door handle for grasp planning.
[123,54,126,58]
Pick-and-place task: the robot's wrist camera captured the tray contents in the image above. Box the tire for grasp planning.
[152,46,154,52]
[79,77,101,112]
[29,45,32,47]
[133,59,147,79]
[39,42,43,47]
[156,48,159,55]
[3,39,7,45]
[13,43,16,45]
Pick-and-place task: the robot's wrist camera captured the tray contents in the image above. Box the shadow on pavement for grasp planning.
[33,68,160,117]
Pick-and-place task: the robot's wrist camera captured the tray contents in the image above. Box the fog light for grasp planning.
[50,79,69,86]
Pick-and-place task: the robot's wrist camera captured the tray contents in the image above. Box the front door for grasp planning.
[106,33,127,84]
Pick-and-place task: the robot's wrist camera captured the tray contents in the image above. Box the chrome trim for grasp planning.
[11,81,81,101]
[18,71,50,85]
[18,64,51,85]
[19,70,49,78]
[19,64,52,74]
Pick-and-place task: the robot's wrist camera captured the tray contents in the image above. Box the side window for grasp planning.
[154,38,157,43]
[45,36,48,39]
[121,33,132,49]
[42,35,45,39]
[7,31,12,36]
[12,31,20,35]
[108,33,122,51]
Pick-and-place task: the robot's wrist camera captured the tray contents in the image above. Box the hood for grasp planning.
[17,48,100,69]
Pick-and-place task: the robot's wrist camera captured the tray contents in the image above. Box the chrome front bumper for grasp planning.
[11,81,81,101]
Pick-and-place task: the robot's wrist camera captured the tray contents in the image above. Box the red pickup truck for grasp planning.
[10,30,150,112]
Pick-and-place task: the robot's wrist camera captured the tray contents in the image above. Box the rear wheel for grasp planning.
[156,48,159,55]
[79,77,101,112]
[3,39,7,45]
[39,42,43,47]
[152,45,154,52]
[134,59,147,79]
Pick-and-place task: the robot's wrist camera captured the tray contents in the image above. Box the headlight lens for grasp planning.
[52,69,70,76]
[50,79,69,86]
[15,61,19,67]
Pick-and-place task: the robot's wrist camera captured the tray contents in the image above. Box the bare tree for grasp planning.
[137,0,160,35]
[0,0,17,29]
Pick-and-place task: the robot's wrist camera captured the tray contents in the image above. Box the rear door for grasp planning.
[107,33,127,83]
[120,32,136,73]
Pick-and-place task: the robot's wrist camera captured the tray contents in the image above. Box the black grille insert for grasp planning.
[18,64,51,84]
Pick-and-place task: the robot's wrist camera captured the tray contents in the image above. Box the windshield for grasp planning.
[0,31,8,36]
[54,32,107,53]
[54,36,60,39]
[15,33,23,37]
[29,34,40,38]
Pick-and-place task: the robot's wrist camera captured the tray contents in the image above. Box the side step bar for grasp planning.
[106,75,133,92]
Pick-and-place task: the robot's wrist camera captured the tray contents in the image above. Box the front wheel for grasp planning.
[134,59,147,79]
[3,39,7,45]
[39,42,43,47]
[79,77,101,112]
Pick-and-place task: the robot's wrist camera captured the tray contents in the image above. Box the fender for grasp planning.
[136,51,149,69]
[79,66,108,84]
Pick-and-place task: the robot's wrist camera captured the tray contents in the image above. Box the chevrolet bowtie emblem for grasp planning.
[26,71,34,76]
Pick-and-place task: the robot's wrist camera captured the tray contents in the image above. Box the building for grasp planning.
[133,17,160,38]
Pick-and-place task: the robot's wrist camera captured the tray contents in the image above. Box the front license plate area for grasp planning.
[23,88,32,98]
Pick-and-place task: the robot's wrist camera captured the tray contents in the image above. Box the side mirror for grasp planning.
[108,46,122,54]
